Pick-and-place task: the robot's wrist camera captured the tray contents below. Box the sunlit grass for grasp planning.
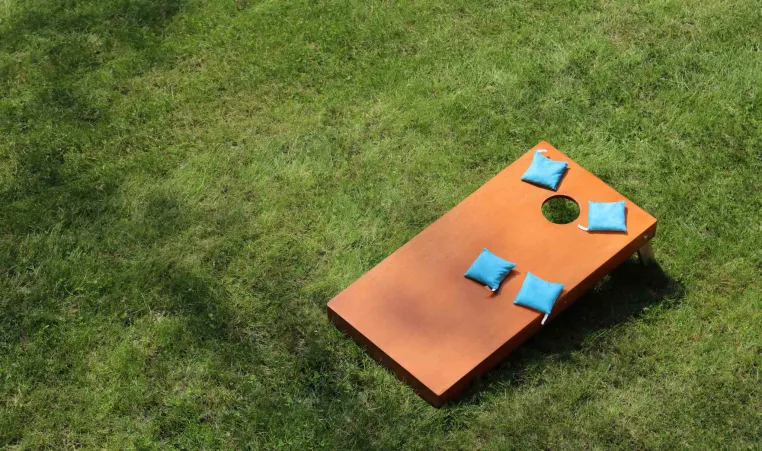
[0,0,760,448]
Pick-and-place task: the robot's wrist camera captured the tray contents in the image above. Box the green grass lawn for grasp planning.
[1,0,761,448]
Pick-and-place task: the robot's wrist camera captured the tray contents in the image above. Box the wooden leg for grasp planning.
[637,241,655,266]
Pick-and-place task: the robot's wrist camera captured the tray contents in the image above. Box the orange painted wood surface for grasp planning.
[327,141,657,406]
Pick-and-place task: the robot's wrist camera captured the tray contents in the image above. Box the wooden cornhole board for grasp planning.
[328,141,657,406]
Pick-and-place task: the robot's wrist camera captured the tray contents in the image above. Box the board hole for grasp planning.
[541,195,580,224]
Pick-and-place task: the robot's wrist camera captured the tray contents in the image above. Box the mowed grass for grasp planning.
[1,0,761,448]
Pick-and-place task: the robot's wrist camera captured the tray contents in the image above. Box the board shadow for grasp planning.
[450,257,685,406]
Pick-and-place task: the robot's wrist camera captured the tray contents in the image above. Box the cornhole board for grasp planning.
[327,141,657,406]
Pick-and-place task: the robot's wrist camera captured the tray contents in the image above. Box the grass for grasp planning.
[0,0,761,448]
[542,196,581,224]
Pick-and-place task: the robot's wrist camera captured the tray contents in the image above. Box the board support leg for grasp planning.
[637,241,655,266]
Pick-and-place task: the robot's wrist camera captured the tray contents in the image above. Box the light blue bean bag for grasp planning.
[579,200,627,232]
[513,272,564,324]
[520,150,568,191]
[464,248,516,291]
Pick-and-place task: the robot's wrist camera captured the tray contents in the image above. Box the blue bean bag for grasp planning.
[464,248,516,291]
[520,150,568,191]
[579,200,627,232]
[513,272,564,324]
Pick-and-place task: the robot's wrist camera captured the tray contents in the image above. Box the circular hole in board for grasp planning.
[541,195,580,224]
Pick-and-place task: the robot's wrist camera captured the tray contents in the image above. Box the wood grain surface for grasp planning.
[328,141,658,406]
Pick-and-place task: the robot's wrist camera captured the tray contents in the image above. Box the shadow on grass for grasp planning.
[0,0,184,229]
[0,0,195,370]
[452,257,686,406]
